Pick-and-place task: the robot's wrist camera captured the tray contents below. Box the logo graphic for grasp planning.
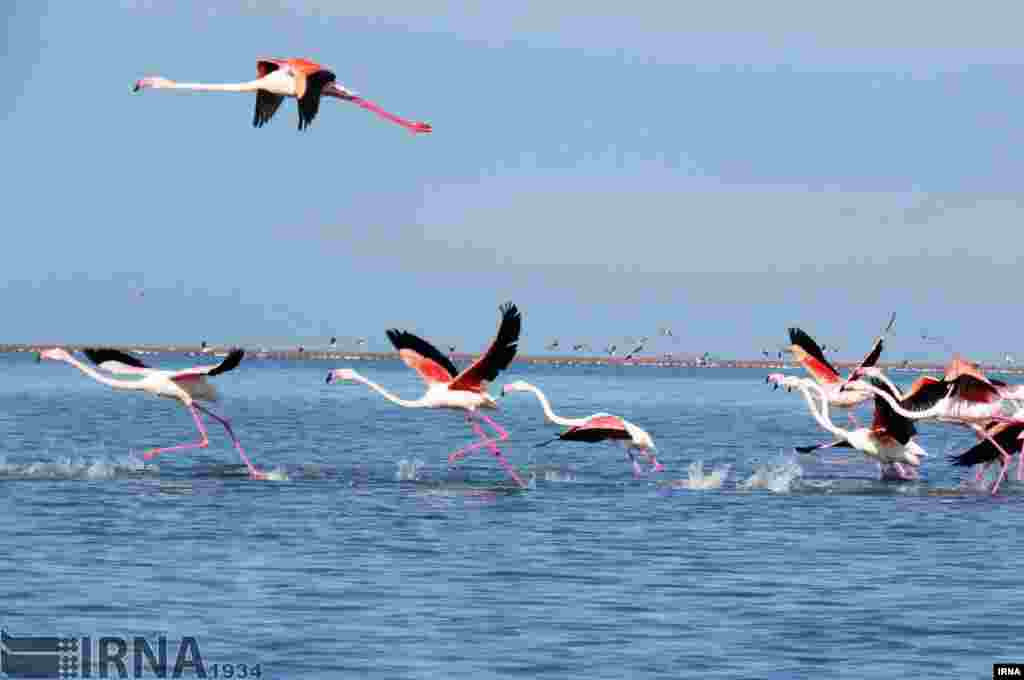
[1,629,78,678]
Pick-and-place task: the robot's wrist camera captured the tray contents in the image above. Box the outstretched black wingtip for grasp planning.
[82,348,149,369]
[208,348,245,376]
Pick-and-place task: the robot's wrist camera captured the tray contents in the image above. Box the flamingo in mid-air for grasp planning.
[326,303,527,488]
[777,313,895,409]
[36,347,271,479]
[133,57,432,133]
[771,374,926,480]
[500,381,662,476]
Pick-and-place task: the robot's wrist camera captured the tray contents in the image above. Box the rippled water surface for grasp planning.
[1,353,1021,679]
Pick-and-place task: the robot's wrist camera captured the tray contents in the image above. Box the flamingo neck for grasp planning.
[164,80,260,93]
[795,381,847,439]
[855,382,945,420]
[352,374,426,409]
[519,384,585,427]
[62,357,146,391]
[868,371,905,399]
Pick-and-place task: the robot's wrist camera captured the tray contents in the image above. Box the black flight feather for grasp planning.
[207,348,245,376]
[788,327,839,376]
[82,348,149,369]
[386,330,459,379]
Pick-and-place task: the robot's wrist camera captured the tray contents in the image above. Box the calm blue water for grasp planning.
[1,352,1021,679]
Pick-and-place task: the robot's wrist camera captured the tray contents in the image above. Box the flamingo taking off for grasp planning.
[133,57,432,133]
[771,374,926,479]
[500,381,662,476]
[845,358,1024,493]
[36,348,271,479]
[780,313,894,409]
[325,303,527,488]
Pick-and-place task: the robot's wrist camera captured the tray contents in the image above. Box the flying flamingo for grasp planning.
[499,381,662,476]
[777,313,895,409]
[772,375,926,480]
[844,358,1024,493]
[133,57,432,133]
[325,303,527,488]
[36,347,271,479]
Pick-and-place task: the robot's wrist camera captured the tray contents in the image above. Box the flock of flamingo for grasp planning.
[37,302,659,488]
[26,57,1021,494]
[34,300,1023,496]
[768,315,1024,495]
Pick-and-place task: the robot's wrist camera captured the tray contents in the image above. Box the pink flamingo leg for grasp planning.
[195,404,268,480]
[625,450,643,478]
[1017,441,1024,482]
[143,406,209,460]
[990,453,1010,495]
[474,413,527,488]
[350,96,432,134]
[447,424,498,464]
[974,425,1016,494]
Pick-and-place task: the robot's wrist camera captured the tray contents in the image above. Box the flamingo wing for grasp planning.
[867,378,917,444]
[297,69,336,131]
[949,422,1024,466]
[386,330,458,385]
[448,303,521,393]
[560,416,631,443]
[169,349,245,379]
[253,60,286,128]
[900,376,951,412]
[788,328,840,384]
[944,357,1001,403]
[82,348,153,375]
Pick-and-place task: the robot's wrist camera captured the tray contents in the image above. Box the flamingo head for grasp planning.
[133,76,174,92]
[766,374,801,392]
[325,368,359,385]
[500,380,533,397]
[36,348,73,363]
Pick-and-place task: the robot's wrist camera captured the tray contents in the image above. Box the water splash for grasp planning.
[0,455,152,481]
[740,456,803,493]
[524,464,576,483]
[396,458,426,481]
[662,460,731,489]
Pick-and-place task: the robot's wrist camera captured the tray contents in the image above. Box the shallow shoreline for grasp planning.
[6,343,1022,374]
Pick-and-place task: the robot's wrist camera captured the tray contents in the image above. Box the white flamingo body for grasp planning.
[327,303,525,486]
[133,57,432,133]
[37,347,270,479]
[776,376,925,468]
[501,381,660,474]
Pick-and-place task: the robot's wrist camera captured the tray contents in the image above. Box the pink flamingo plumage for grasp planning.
[133,57,432,133]
[326,303,526,488]
[845,358,1024,493]
[36,347,270,479]
[499,381,662,476]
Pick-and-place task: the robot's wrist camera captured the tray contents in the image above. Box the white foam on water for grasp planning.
[740,456,803,493]
[0,454,152,480]
[396,458,426,481]
[665,460,732,489]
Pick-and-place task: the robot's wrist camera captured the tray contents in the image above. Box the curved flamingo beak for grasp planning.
[325,371,334,384]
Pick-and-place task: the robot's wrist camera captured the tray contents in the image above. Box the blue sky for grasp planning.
[3,2,1022,361]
